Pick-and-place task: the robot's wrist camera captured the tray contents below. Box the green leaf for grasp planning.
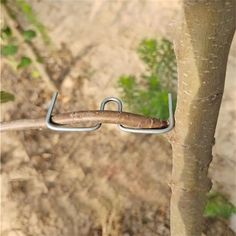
[23,29,37,41]
[17,56,32,69]
[1,26,12,39]
[1,44,18,56]
[204,192,236,219]
[0,91,15,103]
[16,0,51,44]
[118,75,136,90]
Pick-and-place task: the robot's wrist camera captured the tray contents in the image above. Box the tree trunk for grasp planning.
[170,1,235,235]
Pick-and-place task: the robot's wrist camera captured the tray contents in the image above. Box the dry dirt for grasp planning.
[1,1,236,236]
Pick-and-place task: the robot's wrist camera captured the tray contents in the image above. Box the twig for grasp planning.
[0,110,168,132]
[2,5,57,92]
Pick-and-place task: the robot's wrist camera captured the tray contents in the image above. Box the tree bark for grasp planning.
[170,1,235,235]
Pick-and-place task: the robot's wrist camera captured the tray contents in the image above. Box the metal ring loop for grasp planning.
[100,97,123,112]
[99,96,123,129]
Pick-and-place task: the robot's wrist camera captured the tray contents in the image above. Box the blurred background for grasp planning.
[1,1,236,235]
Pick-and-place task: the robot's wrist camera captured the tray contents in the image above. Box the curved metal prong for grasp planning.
[99,96,123,129]
[45,92,101,132]
[100,97,123,112]
[119,93,174,134]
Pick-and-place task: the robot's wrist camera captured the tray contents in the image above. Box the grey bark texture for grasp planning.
[170,0,235,235]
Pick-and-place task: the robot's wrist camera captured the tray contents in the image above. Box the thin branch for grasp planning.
[0,110,168,132]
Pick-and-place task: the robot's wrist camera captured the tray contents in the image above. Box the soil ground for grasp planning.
[1,1,236,235]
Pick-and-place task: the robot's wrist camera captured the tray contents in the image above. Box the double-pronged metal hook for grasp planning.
[46,92,174,134]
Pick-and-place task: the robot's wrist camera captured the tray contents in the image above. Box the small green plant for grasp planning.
[1,44,18,56]
[1,25,36,69]
[118,38,177,120]
[1,1,49,101]
[1,28,34,71]
[17,56,32,69]
[204,192,236,219]
[23,29,37,42]
[15,0,51,44]
[1,25,38,100]
[1,0,50,44]
[0,26,12,39]
[0,91,15,103]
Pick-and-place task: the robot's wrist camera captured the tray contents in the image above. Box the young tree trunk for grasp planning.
[170,1,235,235]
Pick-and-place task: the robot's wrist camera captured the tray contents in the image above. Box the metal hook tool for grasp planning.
[46,92,174,134]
